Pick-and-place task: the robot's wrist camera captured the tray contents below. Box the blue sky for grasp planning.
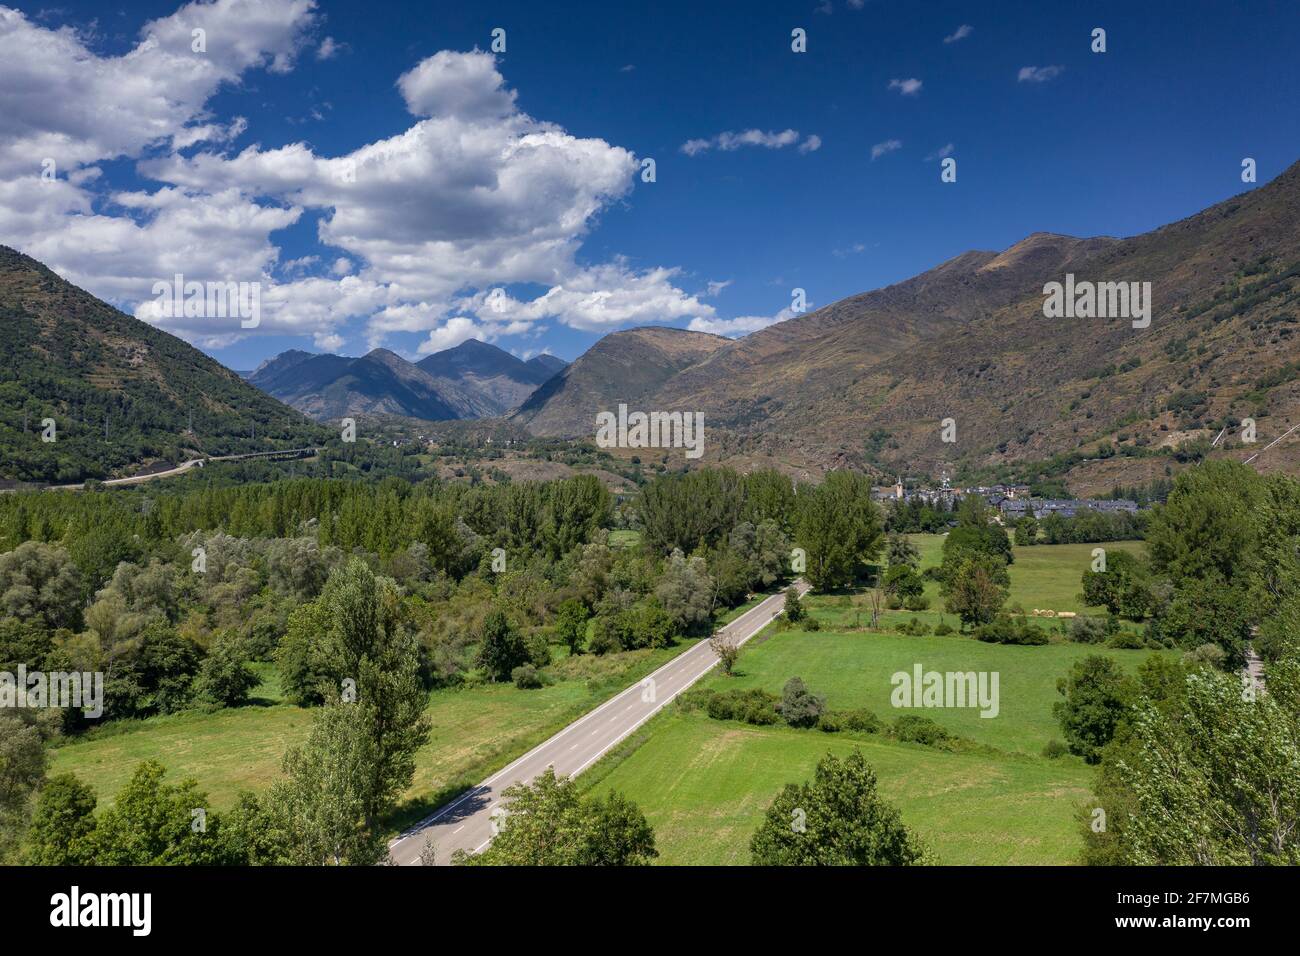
[3,0,1299,369]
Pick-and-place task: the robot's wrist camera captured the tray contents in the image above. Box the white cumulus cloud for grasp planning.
[1018,65,1064,83]
[871,139,903,160]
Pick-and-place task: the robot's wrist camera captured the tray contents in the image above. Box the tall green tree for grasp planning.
[794,471,882,592]
[476,608,529,682]
[1053,655,1135,764]
[749,750,923,865]
[21,774,99,865]
[554,599,590,655]
[460,769,657,866]
[92,761,227,865]
[941,554,1009,628]
[264,702,387,866]
[1085,655,1300,864]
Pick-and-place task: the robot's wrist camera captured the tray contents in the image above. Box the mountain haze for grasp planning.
[249,339,567,422]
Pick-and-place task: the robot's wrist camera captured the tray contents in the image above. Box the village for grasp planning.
[869,476,1140,522]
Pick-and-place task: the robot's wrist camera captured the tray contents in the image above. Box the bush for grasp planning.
[512,664,543,689]
[1069,615,1109,644]
[973,615,1049,645]
[587,616,622,656]
[525,632,551,668]
[892,714,951,746]
[818,711,846,733]
[1107,630,1147,650]
[738,696,780,725]
[703,688,781,725]
[933,622,954,636]
[897,617,931,636]
[801,616,821,632]
[1041,739,1069,759]
[819,708,881,734]
[783,590,806,623]
[194,634,258,708]
[903,593,930,612]
[1053,655,1134,763]
[705,693,735,721]
[1183,642,1228,668]
[779,677,825,728]
[676,687,714,712]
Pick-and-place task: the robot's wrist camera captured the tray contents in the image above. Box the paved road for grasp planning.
[388,579,810,866]
[47,447,319,491]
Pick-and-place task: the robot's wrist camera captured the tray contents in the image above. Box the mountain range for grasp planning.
[4,159,1300,491]
[511,160,1300,492]
[246,339,566,422]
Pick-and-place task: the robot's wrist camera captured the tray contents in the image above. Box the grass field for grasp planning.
[584,711,1095,865]
[608,529,641,548]
[908,533,1146,615]
[48,642,700,831]
[46,534,1150,861]
[710,626,1163,754]
[578,537,1158,865]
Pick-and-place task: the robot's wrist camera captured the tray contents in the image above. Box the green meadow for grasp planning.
[47,536,1152,860]
[706,625,1162,754]
[577,537,1159,865]
[582,621,1162,864]
[583,711,1095,865]
[49,644,698,830]
[907,532,1146,616]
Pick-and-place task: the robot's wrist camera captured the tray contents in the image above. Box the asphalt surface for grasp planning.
[47,448,318,491]
[387,579,809,866]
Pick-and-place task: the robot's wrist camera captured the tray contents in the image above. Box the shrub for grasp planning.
[903,593,930,612]
[779,677,825,728]
[897,617,931,636]
[676,687,714,712]
[933,622,954,636]
[818,711,846,733]
[706,693,736,721]
[1183,642,1228,668]
[843,708,881,733]
[1053,655,1134,763]
[587,616,622,656]
[1041,739,1069,759]
[738,697,780,725]
[973,615,1049,645]
[525,631,551,668]
[819,707,881,734]
[892,714,951,746]
[801,616,821,632]
[1107,630,1146,650]
[704,688,781,725]
[783,590,806,624]
[194,634,258,707]
[512,664,543,689]
[1069,615,1109,644]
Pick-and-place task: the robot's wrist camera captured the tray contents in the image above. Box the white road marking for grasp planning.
[389,584,807,861]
